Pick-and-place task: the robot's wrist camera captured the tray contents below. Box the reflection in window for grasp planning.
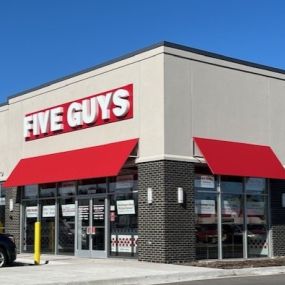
[110,192,138,257]
[23,201,38,252]
[247,194,268,258]
[78,178,107,195]
[58,198,75,254]
[40,184,56,198]
[58,181,76,197]
[109,164,138,257]
[194,174,216,191]
[41,199,56,253]
[109,168,138,193]
[221,177,243,194]
[195,173,269,259]
[195,189,218,259]
[245,178,266,194]
[222,194,243,258]
[23,185,38,199]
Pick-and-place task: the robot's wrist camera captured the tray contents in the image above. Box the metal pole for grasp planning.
[217,176,222,260]
[34,222,41,265]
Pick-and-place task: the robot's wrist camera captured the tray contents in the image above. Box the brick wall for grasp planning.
[270,179,285,256]
[138,160,195,263]
[4,187,21,251]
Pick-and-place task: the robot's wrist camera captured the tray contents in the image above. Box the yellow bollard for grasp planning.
[34,222,41,265]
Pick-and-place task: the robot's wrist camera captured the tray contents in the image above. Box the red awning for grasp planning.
[194,137,285,179]
[4,138,138,187]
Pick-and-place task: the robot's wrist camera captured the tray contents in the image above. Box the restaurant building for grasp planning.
[1,42,285,263]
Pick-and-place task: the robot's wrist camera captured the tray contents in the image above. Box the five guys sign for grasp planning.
[24,84,133,141]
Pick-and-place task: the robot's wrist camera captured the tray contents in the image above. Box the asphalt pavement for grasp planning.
[0,254,285,285]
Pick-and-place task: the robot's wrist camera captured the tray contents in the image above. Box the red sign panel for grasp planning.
[24,84,133,141]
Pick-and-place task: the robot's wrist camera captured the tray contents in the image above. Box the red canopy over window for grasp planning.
[194,137,285,179]
[4,138,138,187]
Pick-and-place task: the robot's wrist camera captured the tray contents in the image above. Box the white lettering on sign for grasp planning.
[61,204,76,217]
[26,206,38,218]
[67,102,83,127]
[117,200,135,215]
[42,205,56,217]
[23,84,133,141]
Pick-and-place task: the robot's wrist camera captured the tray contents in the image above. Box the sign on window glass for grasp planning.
[117,200,135,215]
[195,175,215,189]
[61,204,75,217]
[195,200,215,214]
[42,205,56,217]
[26,206,38,218]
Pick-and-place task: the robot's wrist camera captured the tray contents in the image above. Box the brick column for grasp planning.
[4,187,21,251]
[270,179,285,256]
[138,160,195,263]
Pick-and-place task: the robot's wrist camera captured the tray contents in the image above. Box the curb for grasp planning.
[37,266,285,285]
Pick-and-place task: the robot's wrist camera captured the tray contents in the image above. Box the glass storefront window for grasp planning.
[58,197,75,254]
[221,193,243,258]
[77,199,90,251]
[58,181,76,197]
[92,197,105,251]
[221,176,243,194]
[23,201,39,252]
[23,185,38,199]
[40,183,57,198]
[195,172,269,260]
[245,178,266,194]
[41,199,56,253]
[194,174,216,191]
[78,178,107,195]
[109,168,138,193]
[247,193,268,257]
[20,158,138,258]
[195,191,218,259]
[110,192,138,257]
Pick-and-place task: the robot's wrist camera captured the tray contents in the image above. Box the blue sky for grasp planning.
[1,0,285,103]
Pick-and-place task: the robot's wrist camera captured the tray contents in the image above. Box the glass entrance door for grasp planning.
[76,197,108,258]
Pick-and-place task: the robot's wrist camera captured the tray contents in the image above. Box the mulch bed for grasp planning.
[183,257,285,269]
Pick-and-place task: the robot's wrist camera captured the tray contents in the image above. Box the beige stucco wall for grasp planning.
[164,47,285,164]
[0,106,9,180]
[0,47,165,180]
[2,43,285,181]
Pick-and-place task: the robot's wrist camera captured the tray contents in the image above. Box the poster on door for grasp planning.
[93,204,104,220]
[79,205,89,220]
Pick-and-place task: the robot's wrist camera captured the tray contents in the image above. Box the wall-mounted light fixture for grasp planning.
[9,199,14,212]
[147,187,153,204]
[177,187,184,204]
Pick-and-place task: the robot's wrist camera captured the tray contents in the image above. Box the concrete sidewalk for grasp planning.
[0,254,285,285]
